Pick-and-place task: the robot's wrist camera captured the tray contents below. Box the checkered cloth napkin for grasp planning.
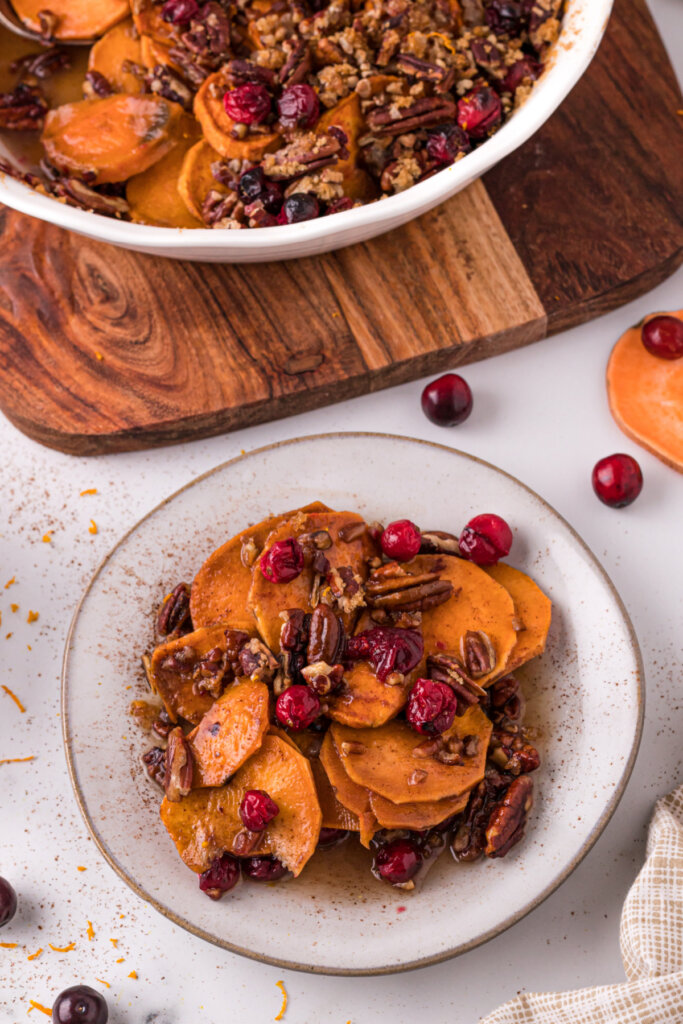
[482,785,683,1024]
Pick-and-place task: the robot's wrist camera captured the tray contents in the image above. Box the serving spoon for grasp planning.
[0,0,94,44]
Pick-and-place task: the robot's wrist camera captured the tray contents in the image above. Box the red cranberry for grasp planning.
[242,856,288,882]
[223,83,272,125]
[459,513,512,566]
[275,685,320,730]
[457,86,502,139]
[198,853,240,899]
[502,57,541,92]
[485,0,525,34]
[421,372,473,427]
[641,315,683,360]
[0,877,17,927]
[346,627,423,683]
[327,196,355,215]
[373,838,422,885]
[52,987,108,1024]
[591,454,643,508]
[381,519,422,561]
[426,123,471,165]
[277,193,320,224]
[260,538,304,583]
[317,827,350,849]
[237,167,283,213]
[239,789,279,831]
[278,83,320,130]
[161,0,199,23]
[406,677,458,735]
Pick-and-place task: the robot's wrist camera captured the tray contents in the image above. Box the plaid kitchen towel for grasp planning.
[481,785,683,1024]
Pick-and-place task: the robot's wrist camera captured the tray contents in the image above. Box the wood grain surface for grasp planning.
[0,0,680,455]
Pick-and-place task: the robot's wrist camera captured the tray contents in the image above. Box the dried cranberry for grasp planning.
[641,315,683,360]
[502,57,541,92]
[485,0,525,34]
[373,838,422,885]
[242,855,288,882]
[224,83,272,125]
[317,827,350,849]
[426,123,471,165]
[52,987,108,1024]
[381,519,422,561]
[275,685,320,730]
[161,0,199,23]
[346,627,423,683]
[327,197,355,215]
[260,538,304,583]
[199,853,240,899]
[406,677,458,735]
[277,193,320,224]
[278,83,320,130]
[237,167,283,213]
[421,373,473,426]
[0,877,17,927]
[457,86,502,140]
[459,513,512,566]
[239,789,279,831]
[592,454,643,508]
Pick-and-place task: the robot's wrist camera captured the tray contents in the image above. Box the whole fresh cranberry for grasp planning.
[459,513,512,566]
[239,789,279,831]
[485,0,525,34]
[277,193,320,224]
[406,677,458,735]
[327,196,355,216]
[242,856,288,881]
[52,986,108,1024]
[161,0,199,23]
[346,627,423,683]
[457,86,502,139]
[641,315,683,360]
[260,538,304,583]
[223,83,272,125]
[237,167,283,213]
[421,373,473,427]
[426,123,471,165]
[0,878,17,927]
[373,838,422,885]
[381,519,422,561]
[278,83,320,130]
[199,853,240,899]
[275,685,321,730]
[591,454,643,508]
[502,57,541,92]
[317,827,350,849]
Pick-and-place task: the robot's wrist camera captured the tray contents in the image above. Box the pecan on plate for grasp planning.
[280,609,310,652]
[238,637,279,684]
[145,64,193,109]
[163,727,193,802]
[451,770,511,862]
[261,129,347,181]
[365,561,454,614]
[52,178,130,218]
[426,652,486,714]
[142,746,166,787]
[485,775,534,858]
[489,726,540,776]
[460,629,496,679]
[489,674,525,724]
[366,96,457,136]
[0,84,48,131]
[395,54,455,94]
[157,583,192,638]
[419,530,462,556]
[301,660,344,696]
[307,605,344,664]
[11,46,70,81]
[324,565,366,616]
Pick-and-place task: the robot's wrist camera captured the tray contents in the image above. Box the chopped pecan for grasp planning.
[157,583,192,638]
[324,565,366,615]
[395,54,455,93]
[240,536,259,568]
[193,645,227,697]
[279,38,313,86]
[340,740,366,756]
[337,520,368,543]
[232,828,262,857]
[202,189,244,228]
[142,746,166,787]
[262,130,346,180]
[366,95,457,136]
[426,652,485,714]
[280,609,310,652]
[307,605,344,664]
[0,84,48,131]
[52,178,130,218]
[489,727,540,776]
[489,674,525,723]
[485,775,534,858]
[419,530,462,556]
[37,9,59,39]
[145,64,194,109]
[163,727,193,802]
[365,561,454,613]
[11,46,70,81]
[460,630,496,679]
[84,70,114,98]
[238,637,279,684]
[301,660,344,695]
[408,768,428,785]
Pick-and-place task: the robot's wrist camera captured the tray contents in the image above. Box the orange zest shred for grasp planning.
[116,957,124,963]
[77,866,87,872]
[5,633,13,639]
[89,520,98,535]
[28,1001,52,1016]
[27,610,39,624]
[42,532,52,543]
[86,921,95,941]
[109,938,118,948]
[2,685,26,712]
[80,488,98,496]
[0,942,18,948]
[95,978,110,988]
[49,942,75,952]
[0,756,35,765]
[27,948,43,961]
[128,970,137,979]
[4,576,16,588]
[10,603,18,612]
[274,980,287,1021]
[95,351,104,361]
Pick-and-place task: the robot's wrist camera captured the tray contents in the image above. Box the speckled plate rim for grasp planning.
[61,432,644,976]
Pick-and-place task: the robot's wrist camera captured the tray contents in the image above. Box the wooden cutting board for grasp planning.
[0,0,680,455]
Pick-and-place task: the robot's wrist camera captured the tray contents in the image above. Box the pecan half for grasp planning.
[262,129,346,180]
[366,96,457,136]
[164,728,193,802]
[11,46,70,80]
[460,630,496,679]
[485,775,534,858]
[142,746,166,787]
[52,178,130,218]
[395,54,455,93]
[238,637,279,684]
[232,828,262,857]
[426,652,486,714]
[489,674,525,723]
[157,583,192,638]
[0,84,48,131]
[307,605,343,664]
[84,70,114,98]
[365,561,454,613]
[419,530,462,556]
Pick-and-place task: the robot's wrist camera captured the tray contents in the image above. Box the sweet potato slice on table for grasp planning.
[14,0,129,40]
[188,678,270,787]
[332,705,492,804]
[42,95,183,185]
[319,731,377,847]
[160,734,322,876]
[127,116,204,228]
[485,563,552,676]
[411,554,517,686]
[195,70,282,161]
[190,501,330,632]
[369,790,469,831]
[88,20,144,95]
[178,139,230,222]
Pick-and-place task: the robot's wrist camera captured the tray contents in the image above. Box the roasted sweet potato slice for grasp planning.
[132,0,178,46]
[14,0,129,40]
[127,116,203,227]
[326,659,411,728]
[485,563,552,677]
[187,678,270,787]
[311,757,359,832]
[248,510,372,654]
[42,94,184,185]
[88,20,144,95]
[140,34,180,71]
[319,731,377,847]
[369,790,469,831]
[332,705,492,804]
[194,70,282,161]
[177,139,229,222]
[190,501,330,632]
[160,734,322,876]
[411,554,517,686]
[318,93,367,197]
[607,312,683,472]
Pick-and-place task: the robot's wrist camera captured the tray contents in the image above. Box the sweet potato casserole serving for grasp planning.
[0,0,564,228]
[132,502,552,895]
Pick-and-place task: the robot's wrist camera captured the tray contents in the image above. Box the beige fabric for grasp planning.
[482,785,683,1024]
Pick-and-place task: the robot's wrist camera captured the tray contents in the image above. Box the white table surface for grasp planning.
[1,3,681,1019]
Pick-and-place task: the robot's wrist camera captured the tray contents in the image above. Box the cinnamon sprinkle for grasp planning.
[1,685,26,712]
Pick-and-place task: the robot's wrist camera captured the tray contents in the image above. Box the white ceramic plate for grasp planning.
[62,433,642,975]
[1,0,613,262]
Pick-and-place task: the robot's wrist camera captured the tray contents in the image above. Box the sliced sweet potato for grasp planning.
[190,501,330,632]
[88,20,144,95]
[194,70,282,161]
[311,757,359,832]
[248,510,372,654]
[319,731,377,847]
[132,0,178,46]
[317,93,366,196]
[14,0,129,40]
[485,563,552,677]
[127,115,204,228]
[187,678,270,787]
[332,705,492,804]
[160,734,322,876]
[326,659,411,728]
[42,94,184,185]
[369,790,469,831]
[607,311,683,472]
[178,139,229,222]
[411,554,517,686]
[139,34,181,72]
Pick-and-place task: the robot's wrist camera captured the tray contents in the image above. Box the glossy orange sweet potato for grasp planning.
[132,0,178,46]
[127,116,204,228]
[188,678,270,787]
[311,757,360,832]
[88,20,144,95]
[177,139,229,222]
[14,0,129,40]
[485,563,552,677]
[319,731,377,847]
[369,790,469,831]
[317,93,374,200]
[195,70,282,161]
